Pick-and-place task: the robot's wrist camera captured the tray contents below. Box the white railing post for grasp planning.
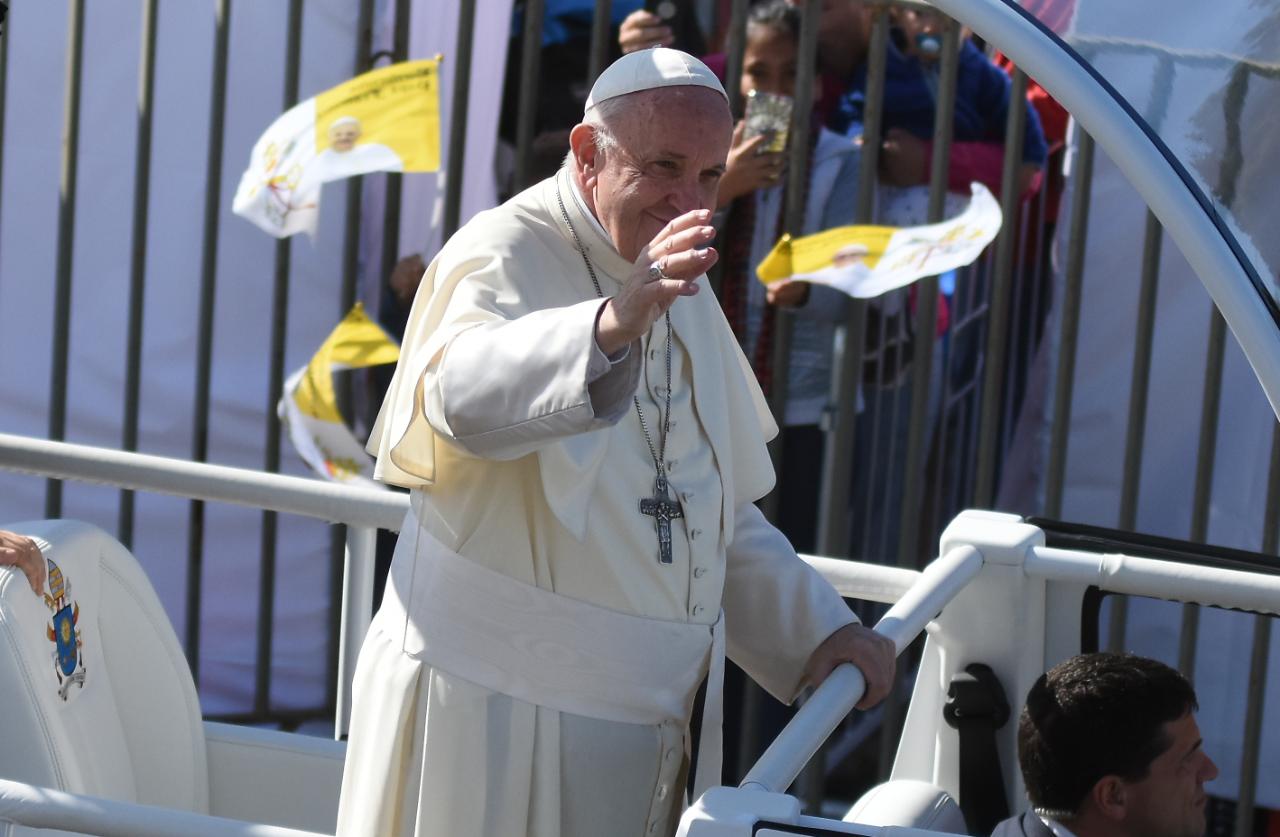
[335,526,377,739]
[738,545,984,794]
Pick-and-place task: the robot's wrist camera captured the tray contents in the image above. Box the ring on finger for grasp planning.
[648,260,673,282]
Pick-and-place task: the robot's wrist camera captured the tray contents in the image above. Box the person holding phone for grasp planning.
[619,0,707,55]
[714,0,860,555]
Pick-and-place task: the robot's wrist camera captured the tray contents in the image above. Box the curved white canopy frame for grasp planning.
[930,0,1280,420]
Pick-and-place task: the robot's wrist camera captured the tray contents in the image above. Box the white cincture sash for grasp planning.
[380,508,726,799]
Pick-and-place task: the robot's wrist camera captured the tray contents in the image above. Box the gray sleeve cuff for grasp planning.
[587,299,642,421]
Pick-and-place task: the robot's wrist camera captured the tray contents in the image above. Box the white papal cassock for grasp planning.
[337,168,857,837]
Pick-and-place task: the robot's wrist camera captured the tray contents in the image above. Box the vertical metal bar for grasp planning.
[876,18,962,782]
[335,0,374,418]
[1044,132,1094,519]
[378,0,412,283]
[1235,424,1280,837]
[875,325,906,559]
[704,0,749,299]
[118,0,161,548]
[973,70,1029,508]
[0,4,9,235]
[761,0,822,523]
[780,2,824,803]
[45,0,86,518]
[858,329,888,560]
[330,0,376,722]
[852,7,887,233]
[186,0,233,677]
[815,5,889,557]
[441,0,476,239]
[586,0,613,85]
[1106,211,1162,651]
[1001,204,1031,452]
[1098,61,1171,573]
[722,0,750,118]
[896,19,959,570]
[255,0,305,720]
[1175,65,1248,672]
[340,0,376,316]
[1025,173,1049,350]
[1175,308,1225,670]
[512,0,546,191]
[1215,63,1249,211]
[335,525,377,739]
[1235,614,1272,837]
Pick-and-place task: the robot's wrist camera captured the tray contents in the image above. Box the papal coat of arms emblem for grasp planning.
[42,558,86,700]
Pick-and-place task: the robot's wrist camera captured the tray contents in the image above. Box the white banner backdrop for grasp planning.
[0,0,510,719]
[1001,0,1280,807]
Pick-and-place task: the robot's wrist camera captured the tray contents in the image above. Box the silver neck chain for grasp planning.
[555,184,673,479]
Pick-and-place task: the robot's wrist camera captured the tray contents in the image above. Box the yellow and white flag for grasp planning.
[756,183,1003,298]
[279,304,400,490]
[234,59,442,238]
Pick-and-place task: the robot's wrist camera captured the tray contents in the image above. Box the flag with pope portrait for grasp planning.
[233,59,441,238]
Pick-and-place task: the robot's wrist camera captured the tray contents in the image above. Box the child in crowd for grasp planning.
[824,5,1048,565]
[832,3,1048,225]
[713,0,861,784]
[715,0,860,554]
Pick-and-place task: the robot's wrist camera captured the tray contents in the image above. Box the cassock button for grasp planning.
[657,784,669,800]
[692,604,705,616]
[667,459,678,471]
[681,491,694,502]
[690,528,702,540]
[693,566,707,578]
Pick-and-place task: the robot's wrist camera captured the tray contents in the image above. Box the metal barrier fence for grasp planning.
[2,0,1278,826]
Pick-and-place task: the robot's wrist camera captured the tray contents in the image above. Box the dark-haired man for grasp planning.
[993,653,1219,837]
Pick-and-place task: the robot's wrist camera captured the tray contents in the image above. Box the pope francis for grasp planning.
[336,48,895,837]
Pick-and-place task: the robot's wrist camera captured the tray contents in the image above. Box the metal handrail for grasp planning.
[739,544,984,794]
[1026,546,1280,616]
[0,778,329,837]
[0,432,924,739]
[0,432,408,532]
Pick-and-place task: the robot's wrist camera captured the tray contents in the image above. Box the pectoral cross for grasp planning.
[639,474,684,564]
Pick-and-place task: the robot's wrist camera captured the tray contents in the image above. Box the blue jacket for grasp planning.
[829,38,1048,165]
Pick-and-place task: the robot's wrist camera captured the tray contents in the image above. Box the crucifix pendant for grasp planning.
[639,474,684,564]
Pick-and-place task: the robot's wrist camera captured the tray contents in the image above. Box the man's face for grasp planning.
[576,87,731,262]
[329,122,361,152]
[1119,713,1218,837]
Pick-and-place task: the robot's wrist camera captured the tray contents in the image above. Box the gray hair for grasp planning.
[563,94,629,168]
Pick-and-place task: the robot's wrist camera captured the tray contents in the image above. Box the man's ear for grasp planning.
[1090,775,1129,822]
[569,123,602,185]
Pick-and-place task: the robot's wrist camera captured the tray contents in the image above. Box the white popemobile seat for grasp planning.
[0,520,345,837]
[844,780,967,833]
[0,519,209,811]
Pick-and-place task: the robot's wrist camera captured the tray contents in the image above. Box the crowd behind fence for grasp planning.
[2,0,1279,828]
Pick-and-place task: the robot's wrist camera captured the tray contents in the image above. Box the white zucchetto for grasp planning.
[584,47,728,113]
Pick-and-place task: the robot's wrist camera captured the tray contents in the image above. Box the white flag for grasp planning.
[756,183,1004,298]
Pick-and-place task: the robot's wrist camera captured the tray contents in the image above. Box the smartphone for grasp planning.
[644,0,684,37]
[743,90,794,155]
